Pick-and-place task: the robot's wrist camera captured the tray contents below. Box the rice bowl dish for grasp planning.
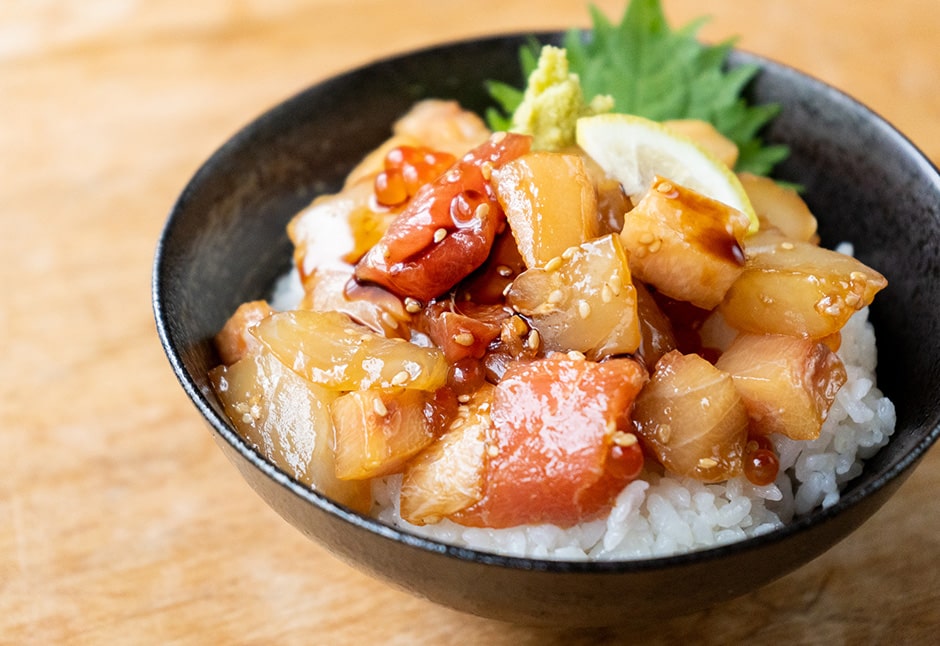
[211,40,894,560]
[205,5,897,561]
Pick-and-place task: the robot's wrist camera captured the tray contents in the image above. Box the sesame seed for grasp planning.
[562,248,575,260]
[578,300,591,319]
[658,424,672,443]
[648,239,662,253]
[780,241,795,250]
[502,282,514,297]
[404,297,422,313]
[656,181,675,194]
[454,332,475,346]
[567,350,586,361]
[526,329,541,351]
[698,457,718,469]
[547,289,565,304]
[638,232,655,245]
[544,256,563,272]
[612,431,638,447]
[496,264,513,277]
[481,161,494,181]
[845,292,861,308]
[446,169,460,183]
[457,394,471,403]
[487,445,499,457]
[491,131,507,144]
[372,398,388,417]
[391,371,410,386]
[815,296,841,316]
[601,284,613,303]
[475,203,490,219]
[433,228,448,243]
[609,274,622,296]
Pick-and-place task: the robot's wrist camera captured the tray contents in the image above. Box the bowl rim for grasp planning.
[153,29,940,574]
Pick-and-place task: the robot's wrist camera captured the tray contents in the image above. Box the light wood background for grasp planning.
[3,1,939,643]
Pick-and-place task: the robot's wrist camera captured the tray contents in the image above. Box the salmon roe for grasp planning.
[743,435,780,486]
[374,145,456,206]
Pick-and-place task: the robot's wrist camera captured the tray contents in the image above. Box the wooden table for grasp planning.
[3,1,939,642]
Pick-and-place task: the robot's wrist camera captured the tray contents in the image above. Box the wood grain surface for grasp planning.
[2,1,939,643]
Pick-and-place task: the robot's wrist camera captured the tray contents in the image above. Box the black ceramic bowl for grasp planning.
[153,33,940,627]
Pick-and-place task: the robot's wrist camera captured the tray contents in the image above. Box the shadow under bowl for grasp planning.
[153,33,940,627]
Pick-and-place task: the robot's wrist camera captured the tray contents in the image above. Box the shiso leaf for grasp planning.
[486,0,789,176]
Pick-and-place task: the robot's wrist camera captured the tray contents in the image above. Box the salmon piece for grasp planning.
[453,354,648,528]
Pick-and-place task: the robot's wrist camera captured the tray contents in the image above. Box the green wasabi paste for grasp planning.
[510,46,613,150]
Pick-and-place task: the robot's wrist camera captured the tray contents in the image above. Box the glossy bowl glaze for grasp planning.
[153,33,940,626]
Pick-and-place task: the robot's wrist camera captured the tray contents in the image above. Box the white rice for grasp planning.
[271,244,896,560]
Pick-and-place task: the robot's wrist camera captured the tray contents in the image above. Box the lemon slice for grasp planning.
[576,113,758,233]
